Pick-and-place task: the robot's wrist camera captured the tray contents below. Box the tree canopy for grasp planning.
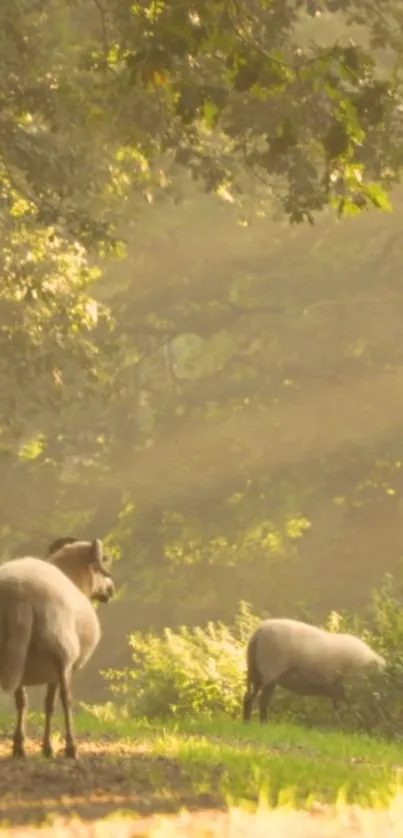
[2,0,403,237]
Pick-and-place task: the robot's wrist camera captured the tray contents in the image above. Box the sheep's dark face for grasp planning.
[89,541,116,603]
[90,564,115,603]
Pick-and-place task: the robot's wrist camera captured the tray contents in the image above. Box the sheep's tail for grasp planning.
[243,631,262,721]
[0,601,33,693]
[246,631,261,691]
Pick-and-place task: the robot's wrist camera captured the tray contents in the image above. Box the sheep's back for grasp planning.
[253,619,383,685]
[254,619,333,682]
[0,557,87,607]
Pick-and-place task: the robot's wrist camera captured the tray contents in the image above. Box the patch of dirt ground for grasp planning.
[0,732,223,826]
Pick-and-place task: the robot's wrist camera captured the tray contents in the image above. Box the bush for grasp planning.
[102,575,403,736]
[331,573,403,737]
[102,601,260,720]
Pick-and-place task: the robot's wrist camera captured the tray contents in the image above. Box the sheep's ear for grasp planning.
[90,538,104,567]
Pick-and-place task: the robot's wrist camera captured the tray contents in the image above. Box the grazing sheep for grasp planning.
[0,538,115,759]
[243,617,386,723]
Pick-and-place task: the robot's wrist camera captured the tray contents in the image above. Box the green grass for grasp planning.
[70,709,403,808]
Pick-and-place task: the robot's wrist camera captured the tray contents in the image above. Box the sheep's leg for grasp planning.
[332,695,348,722]
[42,683,58,758]
[58,668,77,759]
[258,682,276,723]
[12,686,28,758]
[331,678,347,722]
[243,681,260,722]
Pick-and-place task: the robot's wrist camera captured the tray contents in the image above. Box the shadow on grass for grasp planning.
[0,731,225,827]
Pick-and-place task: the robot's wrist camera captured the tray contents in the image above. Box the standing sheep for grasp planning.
[243,618,386,723]
[0,538,115,759]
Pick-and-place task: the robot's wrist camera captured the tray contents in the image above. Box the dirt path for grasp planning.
[0,734,223,826]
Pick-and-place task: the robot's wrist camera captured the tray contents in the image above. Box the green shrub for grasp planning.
[102,601,260,720]
[332,573,403,737]
[102,574,403,736]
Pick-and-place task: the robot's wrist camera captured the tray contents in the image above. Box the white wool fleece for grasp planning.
[0,557,102,693]
[253,618,386,686]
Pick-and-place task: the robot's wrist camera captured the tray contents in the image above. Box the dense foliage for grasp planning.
[5,0,403,230]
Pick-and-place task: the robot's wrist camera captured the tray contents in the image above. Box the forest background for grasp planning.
[2,0,403,703]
